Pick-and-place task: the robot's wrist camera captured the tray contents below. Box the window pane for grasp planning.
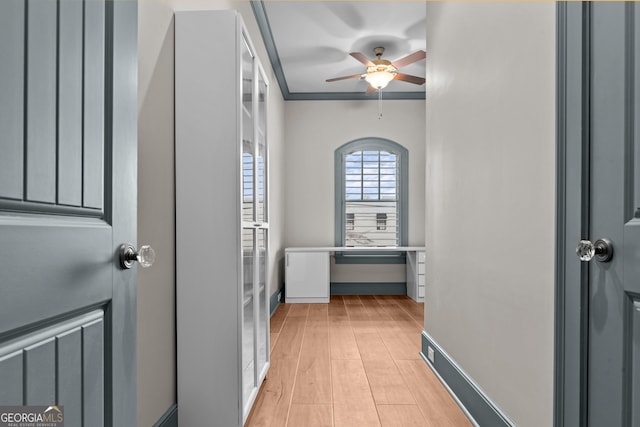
[242,149,254,222]
[339,143,403,247]
[345,200,398,246]
[346,189,361,200]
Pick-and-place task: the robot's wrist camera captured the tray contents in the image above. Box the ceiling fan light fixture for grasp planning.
[365,70,395,89]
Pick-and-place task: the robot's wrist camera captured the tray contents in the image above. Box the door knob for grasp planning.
[576,238,613,262]
[119,243,156,269]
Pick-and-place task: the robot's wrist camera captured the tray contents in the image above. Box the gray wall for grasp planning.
[137,1,286,425]
[424,3,555,426]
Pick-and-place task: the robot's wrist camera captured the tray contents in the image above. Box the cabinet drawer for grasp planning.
[418,251,425,263]
[418,286,425,298]
[418,263,425,275]
[418,274,425,287]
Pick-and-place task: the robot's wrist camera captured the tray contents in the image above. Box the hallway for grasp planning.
[246,295,471,426]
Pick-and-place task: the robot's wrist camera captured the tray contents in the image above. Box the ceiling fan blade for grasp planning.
[391,50,426,69]
[394,73,426,85]
[350,52,374,67]
[326,73,363,83]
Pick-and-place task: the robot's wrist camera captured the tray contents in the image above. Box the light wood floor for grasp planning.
[245,295,472,427]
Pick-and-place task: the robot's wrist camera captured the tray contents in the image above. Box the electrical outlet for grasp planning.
[277,292,282,302]
[427,346,435,363]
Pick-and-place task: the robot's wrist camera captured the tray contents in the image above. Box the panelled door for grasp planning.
[562,2,640,425]
[0,1,137,426]
[585,3,640,424]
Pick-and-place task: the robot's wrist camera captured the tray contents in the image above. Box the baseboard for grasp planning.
[330,282,406,295]
[421,332,514,427]
[153,404,178,427]
[270,286,283,316]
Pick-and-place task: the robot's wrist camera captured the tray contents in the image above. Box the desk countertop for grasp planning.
[285,246,425,252]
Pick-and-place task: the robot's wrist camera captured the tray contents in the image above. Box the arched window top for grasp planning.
[337,137,408,157]
[335,137,408,249]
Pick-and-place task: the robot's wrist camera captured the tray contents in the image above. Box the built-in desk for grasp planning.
[285,247,425,303]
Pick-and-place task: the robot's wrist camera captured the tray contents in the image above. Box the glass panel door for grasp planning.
[241,227,255,406]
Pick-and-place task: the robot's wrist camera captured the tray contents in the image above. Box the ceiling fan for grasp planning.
[326,47,426,94]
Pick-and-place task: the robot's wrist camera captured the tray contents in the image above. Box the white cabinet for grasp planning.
[406,251,425,302]
[175,10,269,426]
[285,250,330,303]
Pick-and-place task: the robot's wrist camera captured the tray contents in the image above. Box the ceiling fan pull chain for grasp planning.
[378,88,383,119]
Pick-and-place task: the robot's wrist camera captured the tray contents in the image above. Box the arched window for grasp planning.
[335,138,408,253]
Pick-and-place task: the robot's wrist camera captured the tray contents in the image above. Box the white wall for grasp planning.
[137,1,286,425]
[284,100,426,282]
[424,3,555,426]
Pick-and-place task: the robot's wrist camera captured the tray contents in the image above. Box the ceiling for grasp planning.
[251,1,427,101]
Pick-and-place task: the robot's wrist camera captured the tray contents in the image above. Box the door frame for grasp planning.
[555,2,590,426]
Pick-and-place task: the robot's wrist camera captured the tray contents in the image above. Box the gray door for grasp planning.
[0,1,137,426]
[586,3,640,424]
[557,2,640,426]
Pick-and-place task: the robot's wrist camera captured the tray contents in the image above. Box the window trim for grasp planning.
[334,137,408,263]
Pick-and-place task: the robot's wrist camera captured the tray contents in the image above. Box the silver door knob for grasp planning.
[119,243,156,269]
[576,238,613,262]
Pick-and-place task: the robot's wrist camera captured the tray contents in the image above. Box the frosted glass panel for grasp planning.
[257,140,266,224]
[256,72,267,224]
[242,228,255,405]
[257,228,268,376]
[241,38,254,223]
[242,140,254,223]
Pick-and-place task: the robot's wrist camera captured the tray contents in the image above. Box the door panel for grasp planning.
[0,221,111,333]
[0,0,106,216]
[26,0,57,204]
[83,0,106,211]
[58,0,84,207]
[622,5,640,424]
[0,1,137,425]
[0,311,104,425]
[0,1,24,200]
[588,2,640,425]
[588,4,626,425]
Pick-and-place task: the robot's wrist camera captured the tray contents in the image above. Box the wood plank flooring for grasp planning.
[246,295,472,427]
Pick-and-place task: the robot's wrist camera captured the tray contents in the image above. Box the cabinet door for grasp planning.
[285,252,330,302]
